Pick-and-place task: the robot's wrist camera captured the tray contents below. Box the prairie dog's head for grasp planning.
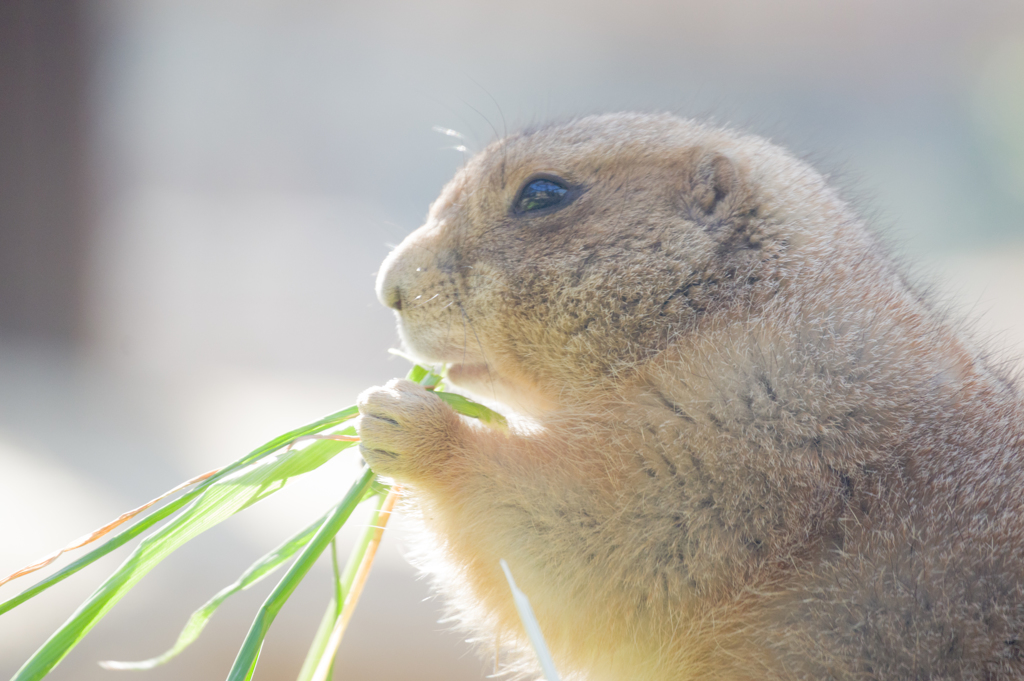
[377,113,849,413]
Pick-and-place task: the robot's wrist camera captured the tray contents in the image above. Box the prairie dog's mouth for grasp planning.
[446,360,558,417]
[446,362,493,385]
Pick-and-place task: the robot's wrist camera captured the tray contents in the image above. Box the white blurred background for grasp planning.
[1,1,1022,679]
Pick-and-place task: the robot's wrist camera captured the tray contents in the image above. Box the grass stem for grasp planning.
[309,487,400,681]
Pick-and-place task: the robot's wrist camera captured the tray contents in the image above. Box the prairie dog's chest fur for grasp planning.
[356,113,1024,680]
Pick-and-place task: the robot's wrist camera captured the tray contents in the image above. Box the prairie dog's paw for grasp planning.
[356,378,465,483]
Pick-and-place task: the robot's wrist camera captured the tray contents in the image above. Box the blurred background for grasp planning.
[1,0,1023,678]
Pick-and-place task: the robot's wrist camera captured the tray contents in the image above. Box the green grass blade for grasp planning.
[6,362,502,681]
[206,406,359,484]
[99,512,330,670]
[0,487,202,617]
[406,363,430,384]
[11,436,356,681]
[294,492,391,681]
[295,493,388,681]
[295,601,339,681]
[295,363,443,680]
[435,390,508,430]
[394,359,444,388]
[330,538,343,621]
[227,466,376,681]
[296,491,390,681]
[409,361,507,427]
[0,409,358,617]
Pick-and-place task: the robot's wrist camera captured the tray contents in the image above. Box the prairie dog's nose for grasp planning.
[376,221,445,312]
[376,232,430,312]
[380,282,402,311]
[376,248,404,311]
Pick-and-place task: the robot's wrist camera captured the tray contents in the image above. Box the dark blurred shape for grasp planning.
[0,0,89,344]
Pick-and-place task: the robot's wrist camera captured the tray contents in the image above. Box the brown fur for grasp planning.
[356,113,1024,680]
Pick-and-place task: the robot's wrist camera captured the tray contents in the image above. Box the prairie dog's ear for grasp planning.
[683,151,745,226]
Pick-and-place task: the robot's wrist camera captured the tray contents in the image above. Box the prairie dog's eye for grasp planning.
[514,177,569,214]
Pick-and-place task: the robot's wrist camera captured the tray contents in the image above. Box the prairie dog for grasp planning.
[356,113,1024,680]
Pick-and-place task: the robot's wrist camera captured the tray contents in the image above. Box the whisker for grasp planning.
[443,285,456,355]
[404,292,442,311]
[457,301,499,400]
[465,76,509,185]
[432,126,466,140]
[460,305,469,367]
